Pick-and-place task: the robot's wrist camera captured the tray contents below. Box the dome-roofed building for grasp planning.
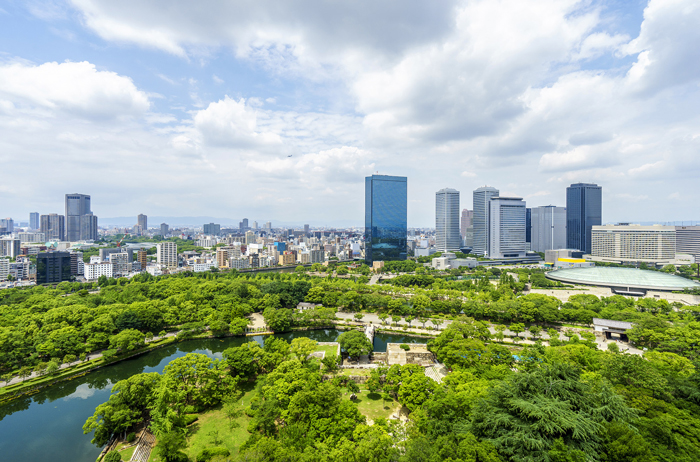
[545,266,700,295]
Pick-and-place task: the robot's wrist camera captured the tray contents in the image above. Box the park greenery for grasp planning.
[1,262,700,460]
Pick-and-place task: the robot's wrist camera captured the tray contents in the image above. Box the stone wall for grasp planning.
[405,351,435,365]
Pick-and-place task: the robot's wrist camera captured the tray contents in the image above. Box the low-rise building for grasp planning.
[85,262,113,281]
[591,224,677,266]
[431,252,478,270]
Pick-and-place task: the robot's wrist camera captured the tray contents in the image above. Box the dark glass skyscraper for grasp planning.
[65,193,97,241]
[365,175,407,264]
[566,183,602,254]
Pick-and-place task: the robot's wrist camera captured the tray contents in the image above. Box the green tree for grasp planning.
[509,323,525,338]
[528,325,542,340]
[290,337,318,363]
[379,312,389,326]
[338,330,373,360]
[321,354,340,373]
[154,431,187,462]
[391,315,402,327]
[354,312,365,323]
[108,329,145,353]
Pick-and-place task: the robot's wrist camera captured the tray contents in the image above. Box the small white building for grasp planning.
[85,262,113,281]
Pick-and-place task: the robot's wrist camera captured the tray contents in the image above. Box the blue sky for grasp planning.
[0,0,698,227]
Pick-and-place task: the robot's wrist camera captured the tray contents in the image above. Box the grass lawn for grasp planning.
[343,388,400,423]
[118,445,136,461]
[337,368,372,377]
[314,344,339,358]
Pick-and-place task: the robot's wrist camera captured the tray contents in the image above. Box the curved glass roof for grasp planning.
[546,267,700,291]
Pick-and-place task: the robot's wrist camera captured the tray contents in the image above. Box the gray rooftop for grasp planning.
[592,318,633,330]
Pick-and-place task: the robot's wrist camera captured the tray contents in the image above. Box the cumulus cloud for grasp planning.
[0,60,150,119]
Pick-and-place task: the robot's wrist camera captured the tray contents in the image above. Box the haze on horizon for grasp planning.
[0,0,699,228]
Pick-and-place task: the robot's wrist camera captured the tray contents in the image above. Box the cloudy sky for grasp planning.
[1,0,699,227]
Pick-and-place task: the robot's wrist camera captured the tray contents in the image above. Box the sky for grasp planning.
[0,0,699,228]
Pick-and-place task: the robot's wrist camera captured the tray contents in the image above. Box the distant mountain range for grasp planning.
[99,216,363,229]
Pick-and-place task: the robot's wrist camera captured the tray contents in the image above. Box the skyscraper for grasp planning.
[138,214,148,232]
[435,188,461,252]
[80,213,98,241]
[566,183,602,254]
[160,223,169,236]
[365,175,407,264]
[65,193,96,241]
[29,212,39,230]
[488,196,527,258]
[531,205,567,253]
[472,186,499,256]
[304,224,310,236]
[36,251,72,284]
[0,218,13,234]
[203,223,221,235]
[40,214,65,240]
[525,208,532,249]
[460,209,473,239]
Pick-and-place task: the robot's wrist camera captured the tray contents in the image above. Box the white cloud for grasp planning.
[0,60,150,119]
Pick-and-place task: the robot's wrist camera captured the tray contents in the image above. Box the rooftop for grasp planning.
[546,266,700,291]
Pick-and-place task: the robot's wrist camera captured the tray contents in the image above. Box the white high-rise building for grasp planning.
[0,258,9,281]
[157,241,178,267]
[488,197,527,259]
[110,252,130,276]
[531,206,567,253]
[675,226,700,263]
[473,187,499,256]
[436,188,461,252]
[85,262,113,281]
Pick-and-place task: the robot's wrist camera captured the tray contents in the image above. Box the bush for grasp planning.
[184,414,199,426]
[126,432,136,443]
[399,344,410,351]
[63,354,77,364]
[196,446,231,461]
[104,451,122,462]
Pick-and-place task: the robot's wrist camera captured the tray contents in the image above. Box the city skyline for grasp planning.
[0,1,699,225]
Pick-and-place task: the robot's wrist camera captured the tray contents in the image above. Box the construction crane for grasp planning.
[116,234,129,247]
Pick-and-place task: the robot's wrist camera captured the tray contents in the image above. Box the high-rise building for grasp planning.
[65,193,92,241]
[203,223,221,235]
[525,208,532,249]
[487,197,527,259]
[304,224,310,236]
[245,230,256,245]
[365,174,407,264]
[253,221,258,230]
[566,183,602,254]
[29,212,39,230]
[40,214,65,241]
[531,206,567,253]
[157,242,178,267]
[0,238,21,258]
[160,223,169,236]
[138,214,148,232]
[137,249,148,271]
[36,251,72,284]
[460,209,473,239]
[0,258,9,281]
[239,218,249,232]
[472,186,499,256]
[0,218,13,233]
[265,221,272,231]
[110,252,130,276]
[675,226,700,263]
[436,188,461,252]
[80,213,98,241]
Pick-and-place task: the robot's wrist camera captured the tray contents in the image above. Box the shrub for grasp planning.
[126,432,136,443]
[104,451,122,462]
[63,354,77,364]
[196,446,231,462]
[399,344,410,351]
[184,414,199,426]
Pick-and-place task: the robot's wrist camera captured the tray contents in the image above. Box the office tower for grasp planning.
[157,241,178,267]
[253,221,258,230]
[675,226,700,263]
[203,223,221,235]
[137,249,147,270]
[69,251,83,276]
[0,238,21,258]
[65,193,91,241]
[36,251,72,284]
[525,208,532,250]
[132,224,143,236]
[472,186,499,256]
[0,218,13,233]
[40,213,65,240]
[436,188,461,252]
[160,223,169,236]
[80,213,98,241]
[365,174,407,264]
[531,206,567,253]
[460,209,473,239]
[138,214,148,232]
[304,224,310,236]
[29,213,39,230]
[239,218,249,232]
[488,197,527,258]
[265,221,272,231]
[566,183,602,254]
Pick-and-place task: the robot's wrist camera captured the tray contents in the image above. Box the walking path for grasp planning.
[130,429,155,462]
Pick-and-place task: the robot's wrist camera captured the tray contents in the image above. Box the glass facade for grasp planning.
[65,194,92,241]
[36,251,72,284]
[566,183,602,254]
[365,175,407,264]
